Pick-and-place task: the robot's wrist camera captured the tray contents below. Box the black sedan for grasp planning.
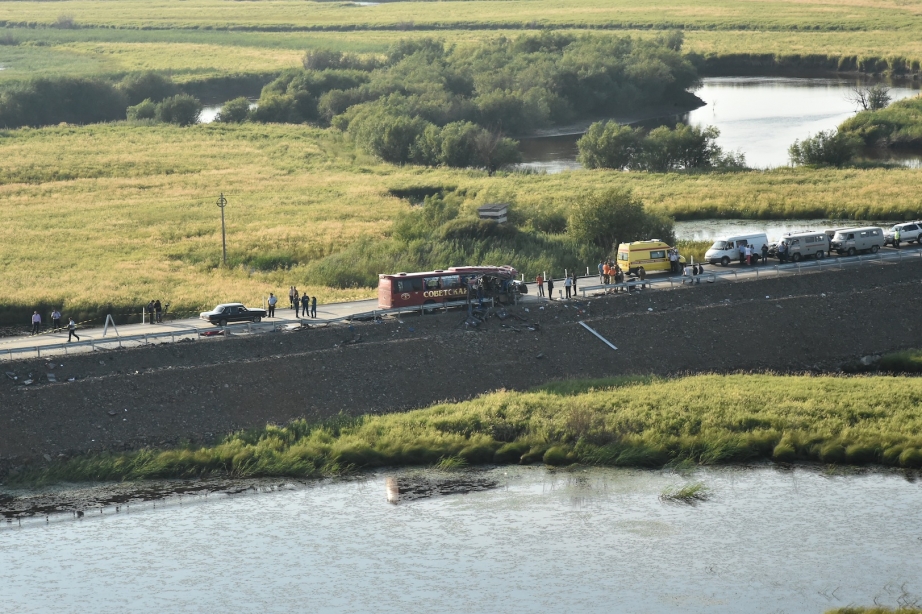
[199,303,266,327]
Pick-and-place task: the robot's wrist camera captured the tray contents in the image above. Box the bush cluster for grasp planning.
[788,129,863,167]
[0,72,196,129]
[577,121,746,171]
[241,32,698,168]
[127,94,202,126]
[304,186,673,288]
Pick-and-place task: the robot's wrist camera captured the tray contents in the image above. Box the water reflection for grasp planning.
[517,76,922,172]
[2,466,920,612]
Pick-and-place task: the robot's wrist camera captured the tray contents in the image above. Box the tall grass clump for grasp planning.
[660,482,710,502]
[13,374,922,485]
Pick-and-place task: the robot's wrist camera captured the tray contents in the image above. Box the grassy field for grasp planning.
[5,0,922,88]
[12,373,922,484]
[2,121,922,322]
[4,0,922,33]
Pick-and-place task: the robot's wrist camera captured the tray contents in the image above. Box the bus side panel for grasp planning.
[378,278,394,308]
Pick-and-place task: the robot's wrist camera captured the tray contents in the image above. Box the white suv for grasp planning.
[884,222,922,246]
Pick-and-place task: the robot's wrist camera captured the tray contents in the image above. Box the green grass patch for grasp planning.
[12,374,922,485]
[878,349,922,373]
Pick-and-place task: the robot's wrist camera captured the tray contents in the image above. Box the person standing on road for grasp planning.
[536,274,544,297]
[311,295,317,319]
[293,289,301,317]
[51,308,62,332]
[267,293,277,318]
[571,273,577,296]
[154,299,163,323]
[546,277,554,300]
[30,311,41,335]
[564,275,572,299]
[146,300,155,325]
[598,261,605,283]
[894,228,901,248]
[761,243,769,264]
[301,293,309,318]
[289,286,295,309]
[67,317,80,342]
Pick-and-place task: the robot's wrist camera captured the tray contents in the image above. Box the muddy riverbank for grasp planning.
[2,260,921,477]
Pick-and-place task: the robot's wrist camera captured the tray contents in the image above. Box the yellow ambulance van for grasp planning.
[616,240,685,276]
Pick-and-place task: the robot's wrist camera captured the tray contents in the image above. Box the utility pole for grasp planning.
[216,193,227,265]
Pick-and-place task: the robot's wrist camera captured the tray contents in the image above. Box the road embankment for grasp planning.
[1,260,921,476]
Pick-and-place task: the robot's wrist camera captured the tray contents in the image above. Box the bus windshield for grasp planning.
[711,241,729,250]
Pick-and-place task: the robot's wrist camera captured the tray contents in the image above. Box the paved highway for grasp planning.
[2,244,920,361]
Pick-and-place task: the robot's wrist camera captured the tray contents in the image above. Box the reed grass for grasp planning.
[660,482,710,502]
[13,374,922,485]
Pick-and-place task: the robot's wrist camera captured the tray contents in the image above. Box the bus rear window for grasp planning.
[618,252,629,260]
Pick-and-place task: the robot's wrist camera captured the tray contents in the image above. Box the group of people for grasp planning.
[145,299,165,324]
[534,272,580,300]
[598,261,626,285]
[287,286,317,319]
[29,309,80,341]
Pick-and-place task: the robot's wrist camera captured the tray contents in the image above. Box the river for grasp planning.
[2,465,921,612]
[518,76,922,172]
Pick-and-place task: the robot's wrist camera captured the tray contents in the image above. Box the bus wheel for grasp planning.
[871,245,879,253]
[847,247,856,256]
[422,300,437,314]
[791,253,801,263]
[720,256,729,267]
[815,250,825,260]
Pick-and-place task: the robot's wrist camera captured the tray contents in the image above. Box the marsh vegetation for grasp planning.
[13,374,922,484]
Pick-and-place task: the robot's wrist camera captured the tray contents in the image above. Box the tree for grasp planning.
[577,121,641,170]
[789,129,862,167]
[472,130,521,172]
[847,85,891,111]
[215,97,251,123]
[155,94,202,126]
[568,188,674,254]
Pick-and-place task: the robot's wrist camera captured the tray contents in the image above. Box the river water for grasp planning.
[673,218,897,242]
[2,465,921,612]
[518,77,922,172]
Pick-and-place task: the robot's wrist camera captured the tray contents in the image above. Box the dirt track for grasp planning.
[2,260,922,476]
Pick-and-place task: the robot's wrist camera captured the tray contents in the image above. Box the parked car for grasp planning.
[705,233,769,266]
[884,222,922,246]
[199,303,266,327]
[830,227,885,256]
[774,231,830,262]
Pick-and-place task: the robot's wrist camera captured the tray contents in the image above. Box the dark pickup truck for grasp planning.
[199,303,266,327]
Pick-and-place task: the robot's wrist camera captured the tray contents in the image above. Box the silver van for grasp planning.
[778,231,830,261]
[830,227,885,256]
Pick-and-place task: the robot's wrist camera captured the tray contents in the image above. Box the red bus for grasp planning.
[378,266,520,309]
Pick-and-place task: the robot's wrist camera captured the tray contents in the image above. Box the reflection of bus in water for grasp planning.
[378,266,524,309]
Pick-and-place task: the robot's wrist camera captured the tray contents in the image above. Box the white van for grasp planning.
[778,231,830,262]
[830,227,885,256]
[705,233,769,266]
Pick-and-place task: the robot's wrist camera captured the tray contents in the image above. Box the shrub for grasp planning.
[215,97,252,123]
[155,94,202,126]
[126,98,157,121]
[789,129,862,167]
[0,77,127,128]
[568,187,675,253]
